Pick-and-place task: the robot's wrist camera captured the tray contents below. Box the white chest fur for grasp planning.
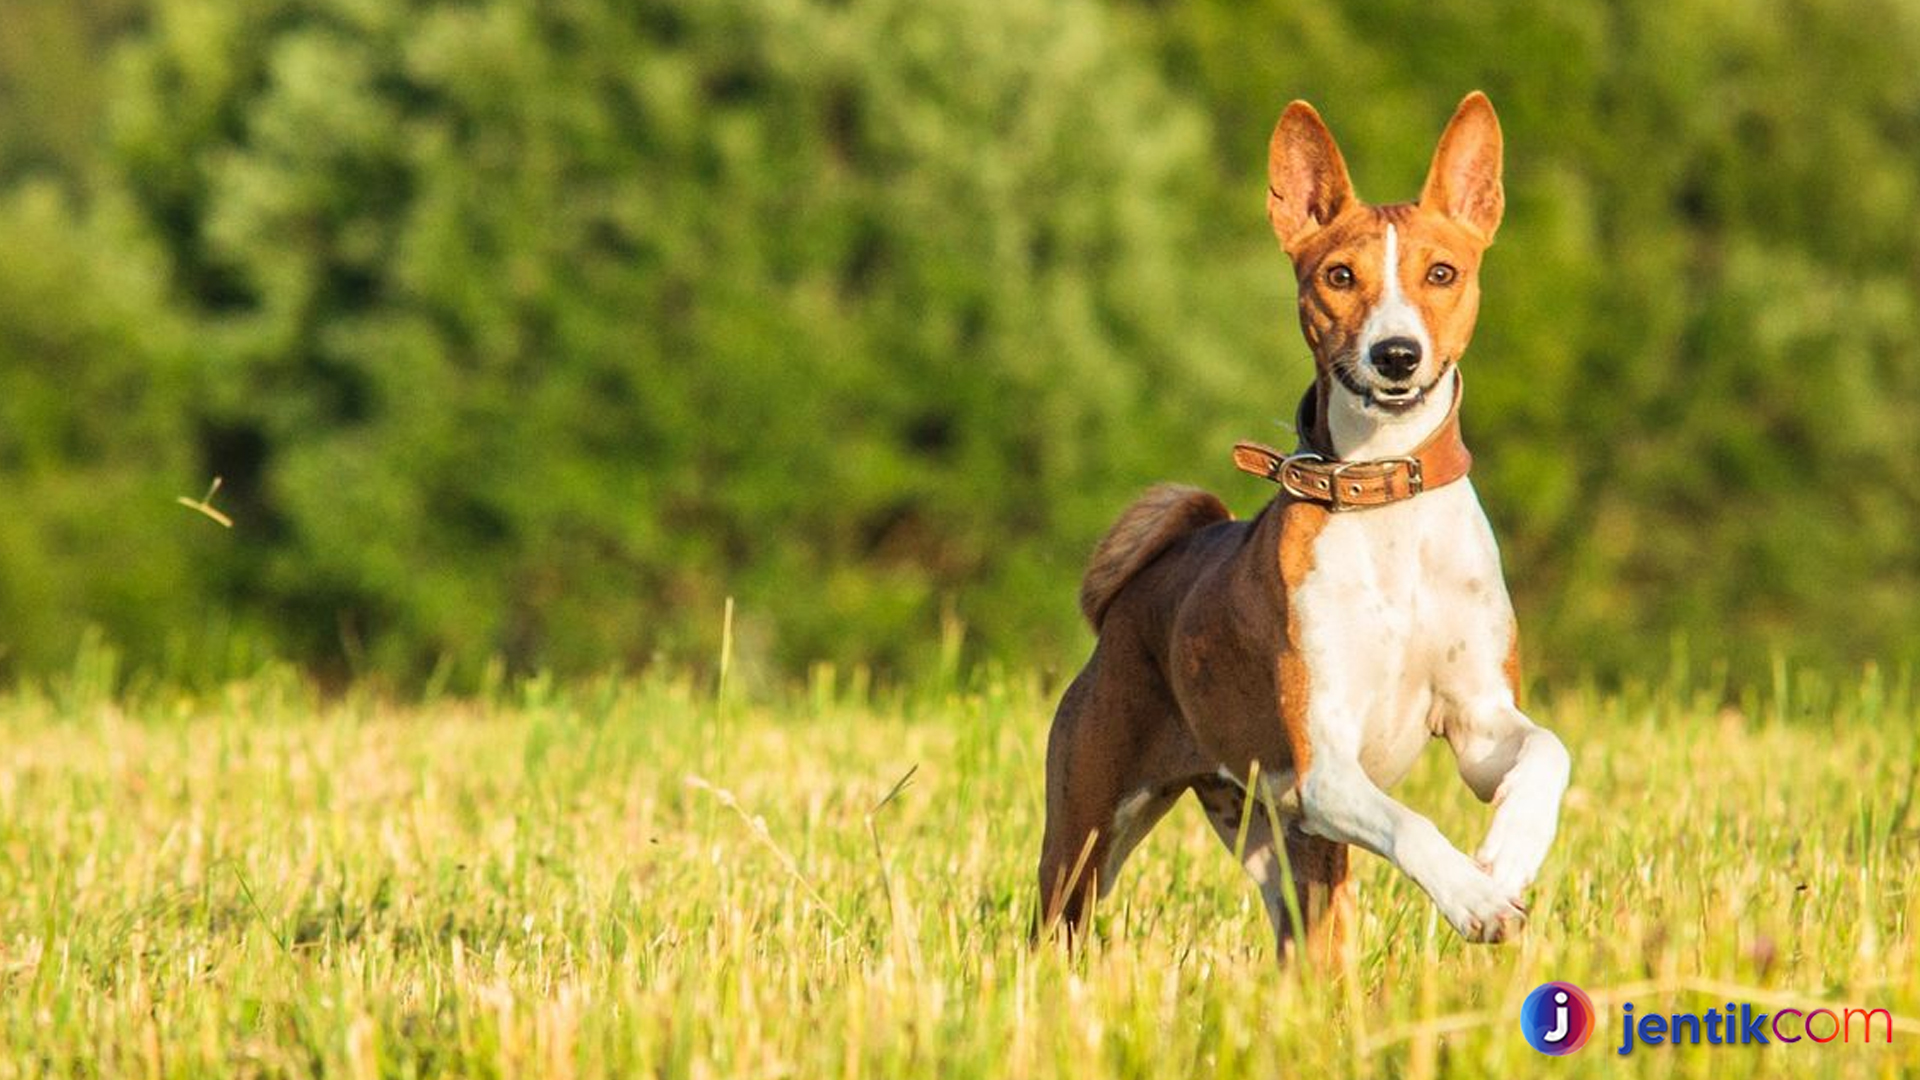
[1292,478,1517,788]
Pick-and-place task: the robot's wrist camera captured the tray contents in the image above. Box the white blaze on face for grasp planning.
[1328,221,1455,458]
[1359,225,1432,369]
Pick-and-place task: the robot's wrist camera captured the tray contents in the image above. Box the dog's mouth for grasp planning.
[1367,383,1430,413]
[1330,363,1435,414]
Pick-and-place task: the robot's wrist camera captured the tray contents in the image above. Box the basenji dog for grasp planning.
[1036,92,1570,962]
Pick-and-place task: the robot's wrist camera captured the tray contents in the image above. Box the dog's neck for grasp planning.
[1318,367,1459,460]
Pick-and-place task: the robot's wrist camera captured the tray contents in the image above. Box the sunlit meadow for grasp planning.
[0,654,1915,1078]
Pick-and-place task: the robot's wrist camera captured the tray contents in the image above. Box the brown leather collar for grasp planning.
[1232,373,1472,511]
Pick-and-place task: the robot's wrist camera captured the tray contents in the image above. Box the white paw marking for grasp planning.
[1430,850,1528,943]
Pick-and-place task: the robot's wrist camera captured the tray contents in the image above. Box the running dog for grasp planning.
[1035,92,1570,963]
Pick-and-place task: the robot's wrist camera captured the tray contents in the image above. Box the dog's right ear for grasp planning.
[1267,102,1355,254]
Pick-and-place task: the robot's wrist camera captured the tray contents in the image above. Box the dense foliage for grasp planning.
[2,0,1918,684]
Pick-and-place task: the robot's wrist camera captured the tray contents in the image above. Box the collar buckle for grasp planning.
[1380,455,1424,496]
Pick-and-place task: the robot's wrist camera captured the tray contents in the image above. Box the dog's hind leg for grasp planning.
[1036,653,1193,945]
[1193,775,1355,968]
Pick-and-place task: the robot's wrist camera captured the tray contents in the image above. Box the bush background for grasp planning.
[2,0,1918,687]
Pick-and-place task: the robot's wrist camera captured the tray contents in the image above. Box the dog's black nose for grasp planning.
[1368,337,1422,381]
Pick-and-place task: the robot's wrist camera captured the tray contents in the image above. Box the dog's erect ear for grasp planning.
[1267,102,1355,253]
[1420,91,1504,241]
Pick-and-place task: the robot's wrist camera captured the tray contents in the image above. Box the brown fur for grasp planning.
[1078,485,1230,629]
[1275,501,1330,776]
[1039,499,1323,943]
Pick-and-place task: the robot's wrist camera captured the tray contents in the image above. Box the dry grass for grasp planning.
[0,662,1915,1077]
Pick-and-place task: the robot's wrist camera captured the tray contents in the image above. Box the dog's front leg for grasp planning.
[1445,698,1572,897]
[1297,756,1527,942]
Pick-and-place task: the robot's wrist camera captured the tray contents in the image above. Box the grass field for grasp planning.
[1,659,1916,1078]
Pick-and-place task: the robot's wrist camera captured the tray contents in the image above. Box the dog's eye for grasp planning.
[1426,263,1458,286]
[1325,264,1355,289]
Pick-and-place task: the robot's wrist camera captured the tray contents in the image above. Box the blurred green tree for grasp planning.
[91,0,1243,681]
[0,183,207,676]
[0,0,144,186]
[1,0,1918,686]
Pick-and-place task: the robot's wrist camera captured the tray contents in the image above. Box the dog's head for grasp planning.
[1266,93,1503,415]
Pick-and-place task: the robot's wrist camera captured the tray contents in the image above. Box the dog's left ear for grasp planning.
[1420,91,1504,241]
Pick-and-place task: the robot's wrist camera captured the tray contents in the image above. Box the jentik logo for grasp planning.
[1521,981,1596,1055]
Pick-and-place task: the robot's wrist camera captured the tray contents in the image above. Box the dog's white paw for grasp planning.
[1431,855,1528,943]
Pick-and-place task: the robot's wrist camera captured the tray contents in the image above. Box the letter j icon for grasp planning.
[1521,982,1595,1055]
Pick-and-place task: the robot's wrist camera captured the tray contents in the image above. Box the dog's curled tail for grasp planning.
[1079,484,1230,631]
